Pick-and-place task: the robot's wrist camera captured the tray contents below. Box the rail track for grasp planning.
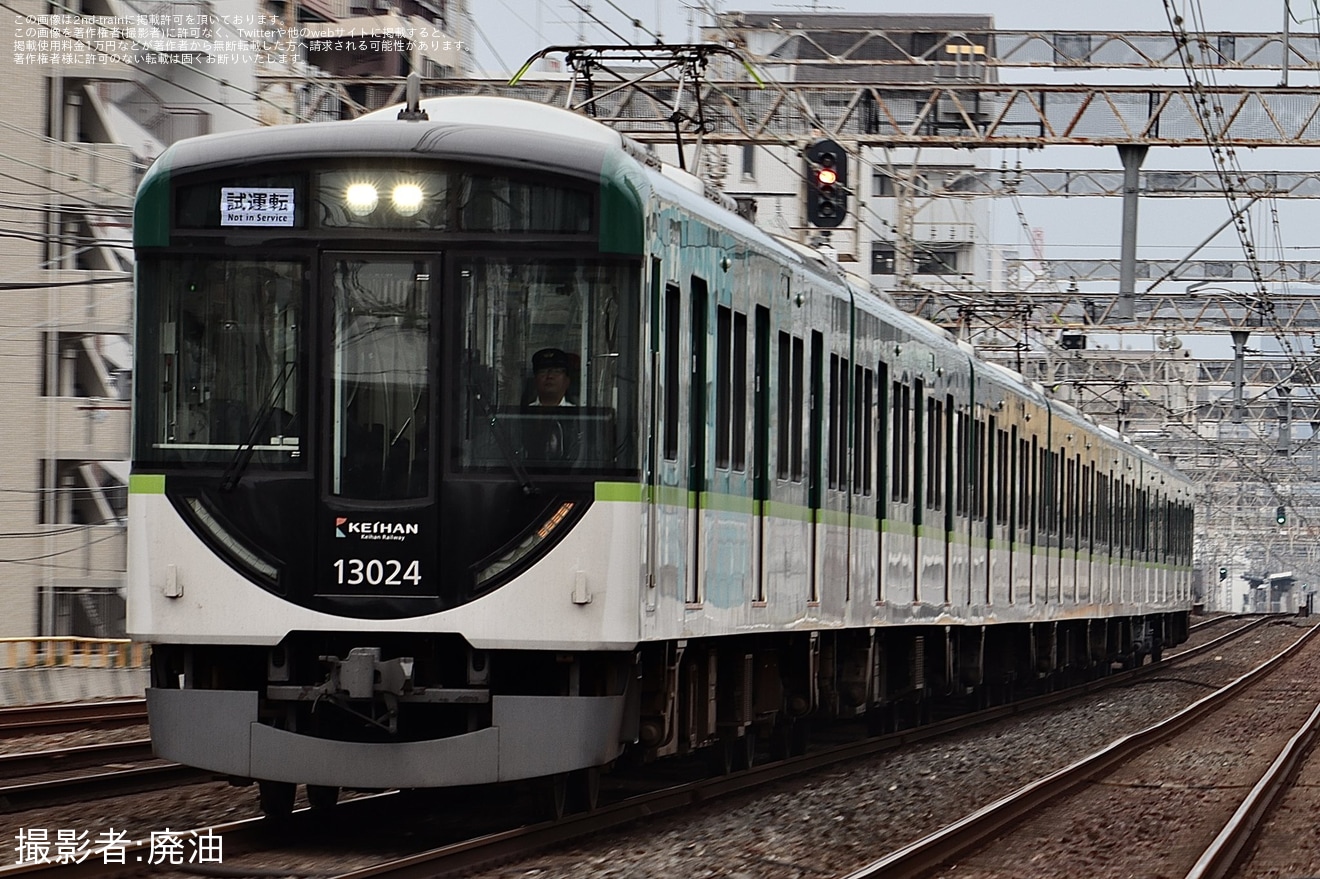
[0,615,1277,879]
[0,702,146,740]
[839,619,1320,879]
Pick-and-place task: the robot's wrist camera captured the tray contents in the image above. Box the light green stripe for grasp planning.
[816,507,851,528]
[129,474,165,494]
[596,481,644,502]
[701,492,756,515]
[883,519,917,537]
[764,500,813,523]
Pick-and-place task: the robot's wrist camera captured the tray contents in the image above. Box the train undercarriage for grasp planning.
[633,614,1188,767]
[149,613,1187,816]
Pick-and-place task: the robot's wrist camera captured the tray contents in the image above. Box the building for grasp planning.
[3,0,466,636]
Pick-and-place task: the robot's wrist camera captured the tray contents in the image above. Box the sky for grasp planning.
[466,1,1293,78]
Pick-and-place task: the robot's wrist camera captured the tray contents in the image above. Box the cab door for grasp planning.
[317,252,439,600]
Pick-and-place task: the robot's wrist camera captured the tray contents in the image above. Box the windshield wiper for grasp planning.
[220,362,297,493]
[472,389,538,496]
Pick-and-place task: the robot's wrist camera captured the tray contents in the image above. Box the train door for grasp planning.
[316,252,438,601]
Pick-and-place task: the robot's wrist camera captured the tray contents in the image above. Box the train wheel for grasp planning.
[306,785,339,810]
[567,766,600,812]
[734,731,756,771]
[708,738,736,776]
[770,718,807,759]
[258,780,296,818]
[540,772,569,821]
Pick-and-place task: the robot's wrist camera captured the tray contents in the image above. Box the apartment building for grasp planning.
[4,0,465,636]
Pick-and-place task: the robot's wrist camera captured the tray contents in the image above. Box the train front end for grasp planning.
[126,100,648,802]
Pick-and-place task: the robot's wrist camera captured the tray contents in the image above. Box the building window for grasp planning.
[38,460,127,525]
[42,333,131,398]
[871,244,965,276]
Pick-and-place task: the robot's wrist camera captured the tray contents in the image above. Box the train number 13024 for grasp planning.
[332,558,422,587]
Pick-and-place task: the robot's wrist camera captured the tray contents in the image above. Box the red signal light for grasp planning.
[817,167,838,186]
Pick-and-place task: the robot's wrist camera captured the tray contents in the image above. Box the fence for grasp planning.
[0,638,149,670]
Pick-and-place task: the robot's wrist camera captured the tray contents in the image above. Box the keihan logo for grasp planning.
[334,518,419,541]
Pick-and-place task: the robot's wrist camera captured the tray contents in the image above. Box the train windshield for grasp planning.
[135,257,304,467]
[454,256,639,475]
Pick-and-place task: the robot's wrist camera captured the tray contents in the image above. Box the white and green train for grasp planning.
[127,96,1194,815]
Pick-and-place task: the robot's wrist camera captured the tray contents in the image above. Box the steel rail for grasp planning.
[837,620,1320,879]
[0,701,146,739]
[0,740,153,779]
[1184,697,1320,879]
[0,764,213,813]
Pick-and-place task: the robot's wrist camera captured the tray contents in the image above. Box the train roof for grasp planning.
[144,97,632,189]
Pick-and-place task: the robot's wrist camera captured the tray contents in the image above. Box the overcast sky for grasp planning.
[467,0,1296,77]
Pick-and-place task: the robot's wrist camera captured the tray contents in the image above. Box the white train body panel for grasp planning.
[130,491,644,651]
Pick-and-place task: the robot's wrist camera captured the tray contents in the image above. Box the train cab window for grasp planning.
[134,257,304,467]
[329,256,432,500]
[454,257,639,474]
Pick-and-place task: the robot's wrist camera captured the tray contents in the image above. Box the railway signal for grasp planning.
[1276,505,1287,525]
[805,138,848,227]
[1219,565,1228,581]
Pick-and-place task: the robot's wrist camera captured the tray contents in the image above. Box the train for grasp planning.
[127,93,1195,816]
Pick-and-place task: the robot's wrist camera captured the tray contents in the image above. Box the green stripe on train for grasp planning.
[129,474,166,494]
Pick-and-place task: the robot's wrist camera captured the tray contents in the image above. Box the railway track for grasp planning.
[0,741,153,779]
[0,616,1276,879]
[839,619,1320,879]
[0,738,214,812]
[0,702,146,740]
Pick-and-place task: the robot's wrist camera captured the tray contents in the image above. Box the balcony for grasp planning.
[38,398,130,460]
[51,142,141,207]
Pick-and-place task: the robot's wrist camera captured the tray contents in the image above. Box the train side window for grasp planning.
[1039,447,1052,536]
[912,379,924,513]
[663,285,680,461]
[996,428,1010,525]
[891,381,910,503]
[1097,472,1109,548]
[828,353,841,489]
[1029,436,1039,541]
[777,332,790,479]
[791,336,805,482]
[972,417,987,521]
[855,366,872,495]
[714,307,748,473]
[926,395,943,511]
[716,305,732,469]
[732,311,747,471]
[877,362,889,514]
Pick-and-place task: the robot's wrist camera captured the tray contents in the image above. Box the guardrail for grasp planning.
[0,638,149,671]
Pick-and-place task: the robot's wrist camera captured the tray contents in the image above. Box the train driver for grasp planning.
[527,348,577,408]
